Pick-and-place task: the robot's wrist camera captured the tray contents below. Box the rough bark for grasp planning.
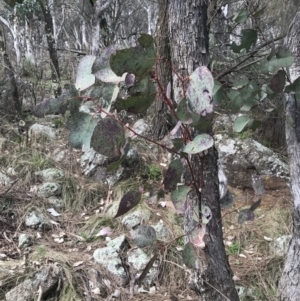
[37,0,61,96]
[0,27,21,115]
[277,9,300,300]
[91,0,113,55]
[166,1,239,300]
[277,95,300,301]
[152,0,172,140]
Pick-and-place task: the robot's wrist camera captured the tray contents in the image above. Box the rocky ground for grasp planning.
[0,112,293,301]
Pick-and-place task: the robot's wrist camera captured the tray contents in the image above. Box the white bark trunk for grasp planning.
[91,0,113,55]
[81,18,89,51]
[278,8,300,301]
[25,20,35,64]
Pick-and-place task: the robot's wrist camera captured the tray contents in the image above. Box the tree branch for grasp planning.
[215,35,285,80]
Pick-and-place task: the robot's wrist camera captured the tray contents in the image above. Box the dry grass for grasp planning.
[223,187,292,300]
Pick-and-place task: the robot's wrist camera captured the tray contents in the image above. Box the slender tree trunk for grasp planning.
[277,9,300,300]
[24,19,35,64]
[166,1,239,300]
[37,0,61,96]
[152,0,172,140]
[277,95,300,300]
[91,0,113,55]
[0,28,21,115]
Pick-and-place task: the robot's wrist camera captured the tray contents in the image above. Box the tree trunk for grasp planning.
[152,0,172,140]
[24,19,36,65]
[277,95,300,301]
[277,9,300,300]
[166,1,239,300]
[0,28,21,115]
[37,0,61,96]
[91,0,113,55]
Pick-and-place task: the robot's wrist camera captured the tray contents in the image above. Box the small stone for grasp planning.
[18,233,33,248]
[28,124,56,140]
[35,168,64,181]
[37,182,62,198]
[25,210,51,231]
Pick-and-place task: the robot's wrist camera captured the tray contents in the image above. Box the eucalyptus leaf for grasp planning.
[270,70,286,93]
[110,34,155,80]
[90,117,125,158]
[115,78,156,114]
[261,57,294,73]
[232,9,248,23]
[171,186,190,213]
[66,112,98,149]
[186,66,214,116]
[182,134,214,154]
[213,81,224,105]
[115,190,141,218]
[130,225,157,248]
[75,55,96,91]
[94,67,126,83]
[233,115,252,132]
[233,75,249,89]
[163,159,183,191]
[182,242,202,269]
[231,29,257,53]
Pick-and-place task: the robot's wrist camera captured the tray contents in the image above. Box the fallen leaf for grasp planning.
[47,208,61,216]
[91,287,100,295]
[54,237,64,244]
[73,261,84,267]
[263,236,273,242]
[96,227,113,237]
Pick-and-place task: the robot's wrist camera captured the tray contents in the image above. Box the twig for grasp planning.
[0,179,19,195]
[216,35,285,80]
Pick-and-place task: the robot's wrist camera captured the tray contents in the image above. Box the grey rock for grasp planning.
[121,206,152,229]
[47,196,64,209]
[214,134,289,189]
[5,264,61,301]
[37,182,62,198]
[93,235,129,286]
[35,168,64,182]
[128,119,150,139]
[272,235,292,256]
[28,124,56,140]
[18,233,33,248]
[127,248,158,287]
[152,220,172,242]
[0,171,13,186]
[91,165,124,186]
[130,225,157,248]
[106,201,120,217]
[81,147,106,176]
[124,147,140,167]
[86,268,107,298]
[79,101,99,114]
[51,148,66,162]
[25,210,51,231]
[213,114,236,134]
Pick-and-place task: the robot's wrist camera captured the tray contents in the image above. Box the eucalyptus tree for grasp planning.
[156,1,240,300]
[277,8,300,300]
